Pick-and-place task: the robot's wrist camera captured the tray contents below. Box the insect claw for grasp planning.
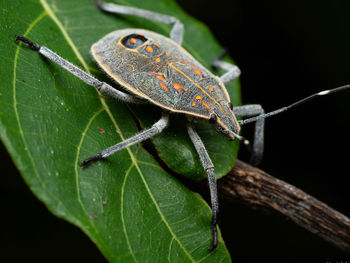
[15,35,40,51]
[80,154,103,169]
[208,213,219,251]
[208,223,218,251]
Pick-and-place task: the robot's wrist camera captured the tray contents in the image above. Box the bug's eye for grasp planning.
[121,34,148,49]
[228,102,233,110]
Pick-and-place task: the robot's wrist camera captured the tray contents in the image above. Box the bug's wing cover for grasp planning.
[92,29,229,119]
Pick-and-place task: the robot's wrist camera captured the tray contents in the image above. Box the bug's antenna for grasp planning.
[225,130,250,146]
[239,85,350,125]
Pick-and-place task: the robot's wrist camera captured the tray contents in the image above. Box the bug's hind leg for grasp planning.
[187,124,219,251]
[233,104,265,166]
[15,36,144,104]
[81,113,169,168]
[211,49,241,83]
[94,0,184,45]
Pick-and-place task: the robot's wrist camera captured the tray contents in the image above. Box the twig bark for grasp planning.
[217,160,350,252]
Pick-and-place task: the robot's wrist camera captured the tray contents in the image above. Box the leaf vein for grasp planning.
[121,163,138,263]
[74,107,104,205]
[168,237,175,262]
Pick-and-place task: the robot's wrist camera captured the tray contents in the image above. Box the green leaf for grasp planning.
[0,0,240,261]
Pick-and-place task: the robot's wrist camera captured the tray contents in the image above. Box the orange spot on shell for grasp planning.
[159,81,169,91]
[165,51,170,56]
[173,83,182,91]
[192,102,196,106]
[154,42,160,47]
[146,46,153,53]
[180,59,185,64]
[130,37,136,44]
[156,75,165,81]
[208,86,214,91]
[195,95,202,100]
[138,34,144,37]
[202,102,210,109]
[155,57,161,63]
[193,69,202,75]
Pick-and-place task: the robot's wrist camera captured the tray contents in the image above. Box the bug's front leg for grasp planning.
[14,36,144,104]
[187,124,219,251]
[81,112,169,168]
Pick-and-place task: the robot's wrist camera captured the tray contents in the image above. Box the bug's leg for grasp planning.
[211,49,241,83]
[233,104,265,166]
[187,124,218,251]
[15,36,144,104]
[81,112,169,168]
[94,0,184,45]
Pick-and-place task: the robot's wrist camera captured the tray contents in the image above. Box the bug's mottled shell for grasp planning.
[91,29,231,119]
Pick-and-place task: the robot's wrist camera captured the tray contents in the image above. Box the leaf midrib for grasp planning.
[39,0,197,262]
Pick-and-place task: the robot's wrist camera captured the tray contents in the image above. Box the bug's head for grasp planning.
[209,101,241,141]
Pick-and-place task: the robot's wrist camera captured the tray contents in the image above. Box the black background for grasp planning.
[2,0,350,262]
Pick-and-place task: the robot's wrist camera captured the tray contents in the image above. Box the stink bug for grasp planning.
[14,0,350,251]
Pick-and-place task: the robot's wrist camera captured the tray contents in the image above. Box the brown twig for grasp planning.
[217,160,350,252]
